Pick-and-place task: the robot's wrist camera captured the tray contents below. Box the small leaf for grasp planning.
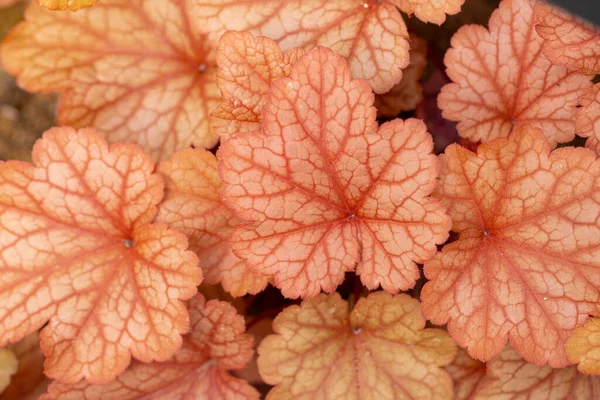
[438,0,591,146]
[576,83,600,156]
[1,333,45,400]
[258,292,456,400]
[43,294,259,399]
[191,0,410,94]
[421,124,600,367]
[567,317,600,374]
[36,0,96,10]
[390,0,464,25]
[445,349,486,400]
[473,345,600,399]
[0,127,201,383]
[219,46,450,298]
[156,148,268,297]
[535,2,600,75]
[0,349,17,395]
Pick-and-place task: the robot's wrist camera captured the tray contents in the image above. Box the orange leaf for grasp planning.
[438,0,591,146]
[566,317,600,374]
[43,294,259,399]
[1,0,220,160]
[472,345,600,399]
[156,148,268,297]
[211,31,304,140]
[576,83,600,156]
[36,0,96,10]
[390,0,464,25]
[0,333,45,400]
[218,47,450,299]
[374,34,428,118]
[421,124,600,367]
[0,349,16,395]
[191,0,410,94]
[535,2,600,75]
[445,349,486,400]
[258,292,456,399]
[0,127,201,384]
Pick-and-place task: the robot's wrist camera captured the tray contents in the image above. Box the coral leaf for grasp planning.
[36,0,96,11]
[1,0,221,160]
[445,349,486,400]
[422,124,600,367]
[576,83,600,156]
[374,34,428,118]
[212,31,304,140]
[535,2,600,75]
[156,148,267,297]
[1,333,45,400]
[43,294,259,400]
[438,0,591,146]
[390,0,464,25]
[472,345,600,399]
[191,0,410,94]
[257,292,456,400]
[566,317,600,374]
[218,47,450,298]
[0,127,201,383]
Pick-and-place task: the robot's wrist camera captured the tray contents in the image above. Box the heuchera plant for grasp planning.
[0,0,600,399]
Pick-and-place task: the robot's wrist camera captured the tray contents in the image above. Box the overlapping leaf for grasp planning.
[421,125,600,367]
[258,292,456,400]
[156,148,267,297]
[36,0,96,10]
[535,2,600,75]
[472,345,600,399]
[191,0,410,93]
[0,333,45,400]
[445,349,486,400]
[374,34,428,118]
[211,31,304,140]
[1,0,221,160]
[576,83,600,155]
[43,294,259,400]
[0,127,201,383]
[438,0,591,146]
[219,46,450,298]
[0,349,16,394]
[390,0,464,25]
[566,317,600,374]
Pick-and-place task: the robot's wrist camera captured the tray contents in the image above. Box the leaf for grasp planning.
[1,0,221,160]
[0,349,17,394]
[0,333,45,400]
[535,2,600,75]
[257,292,457,400]
[576,83,600,156]
[211,31,304,140]
[374,34,428,118]
[445,349,486,400]
[218,46,451,299]
[566,317,600,374]
[438,0,591,146]
[191,0,410,94]
[472,345,600,399]
[0,127,201,384]
[43,294,259,400]
[390,0,464,25]
[421,124,600,367]
[156,148,268,297]
[36,0,96,11]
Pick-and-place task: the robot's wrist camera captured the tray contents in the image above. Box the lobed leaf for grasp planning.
[576,83,600,156]
[0,127,201,383]
[0,333,45,400]
[535,2,600,75]
[257,292,456,400]
[422,124,600,367]
[219,46,450,298]
[390,0,464,25]
[438,0,591,146]
[191,0,410,94]
[472,345,600,399]
[566,317,600,374]
[156,148,268,297]
[1,0,221,160]
[43,294,259,399]
[36,0,97,10]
